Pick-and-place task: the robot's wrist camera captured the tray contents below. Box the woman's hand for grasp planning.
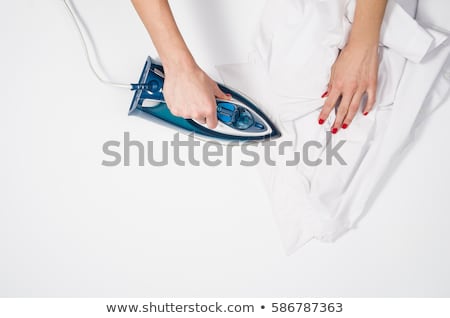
[131,0,229,129]
[318,42,379,133]
[164,62,230,129]
[318,0,387,133]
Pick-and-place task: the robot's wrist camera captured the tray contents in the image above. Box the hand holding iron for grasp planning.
[131,0,231,129]
[163,62,231,129]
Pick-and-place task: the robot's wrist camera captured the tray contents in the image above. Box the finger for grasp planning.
[342,90,364,128]
[332,93,352,133]
[205,99,218,129]
[194,116,207,125]
[205,116,218,129]
[321,75,333,98]
[213,84,232,100]
[318,87,340,125]
[170,108,186,118]
[362,87,377,116]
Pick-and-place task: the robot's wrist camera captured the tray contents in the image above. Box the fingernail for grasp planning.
[321,91,329,98]
[226,93,232,98]
[331,128,338,134]
[363,111,369,116]
[318,118,325,125]
[342,123,348,129]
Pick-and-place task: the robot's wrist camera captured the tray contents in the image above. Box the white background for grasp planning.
[0,0,449,297]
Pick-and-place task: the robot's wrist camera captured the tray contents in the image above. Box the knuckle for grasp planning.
[337,106,347,116]
[205,109,215,118]
[370,76,378,85]
[350,101,360,110]
[323,102,334,110]
[334,81,344,90]
[359,80,369,88]
[321,109,331,117]
[347,80,358,90]
[346,109,357,118]
[348,105,358,115]
[345,112,354,121]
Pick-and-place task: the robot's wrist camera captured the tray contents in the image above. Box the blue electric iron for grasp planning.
[129,57,281,142]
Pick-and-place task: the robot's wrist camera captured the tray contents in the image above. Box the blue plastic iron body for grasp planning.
[129,57,281,142]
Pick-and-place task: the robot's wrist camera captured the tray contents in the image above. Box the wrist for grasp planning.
[346,34,379,52]
[161,50,198,75]
[348,22,382,49]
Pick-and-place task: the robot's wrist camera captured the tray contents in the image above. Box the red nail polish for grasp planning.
[318,118,325,125]
[332,128,338,134]
[321,91,329,98]
[342,123,348,129]
[363,111,369,116]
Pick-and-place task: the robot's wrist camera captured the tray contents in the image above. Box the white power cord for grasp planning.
[62,0,131,89]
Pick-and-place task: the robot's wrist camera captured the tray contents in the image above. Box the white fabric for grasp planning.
[217,0,450,254]
[417,0,450,33]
